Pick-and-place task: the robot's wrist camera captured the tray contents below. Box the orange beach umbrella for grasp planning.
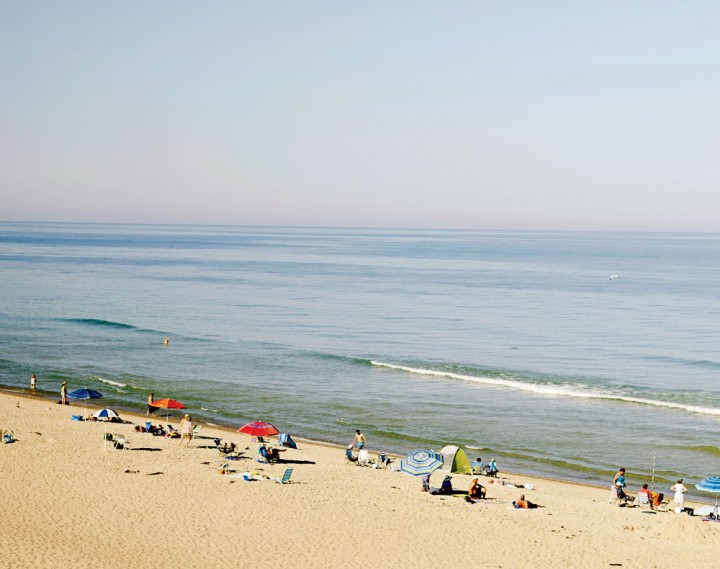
[151,398,186,423]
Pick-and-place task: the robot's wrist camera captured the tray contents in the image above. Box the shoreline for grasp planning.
[1,390,718,568]
[3,386,711,502]
[3,384,711,504]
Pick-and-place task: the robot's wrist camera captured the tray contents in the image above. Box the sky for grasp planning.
[1,1,718,231]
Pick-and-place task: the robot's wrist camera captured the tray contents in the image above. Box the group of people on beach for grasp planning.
[612,467,688,512]
[23,374,699,510]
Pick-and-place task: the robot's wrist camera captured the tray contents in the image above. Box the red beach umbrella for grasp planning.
[238,421,279,438]
[152,398,186,410]
[151,398,186,423]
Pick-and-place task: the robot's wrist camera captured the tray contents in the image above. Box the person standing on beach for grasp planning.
[613,467,627,505]
[30,374,36,391]
[352,429,367,449]
[60,382,68,405]
[179,414,193,448]
[671,479,687,513]
[147,392,158,416]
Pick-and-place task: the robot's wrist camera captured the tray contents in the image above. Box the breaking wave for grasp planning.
[371,361,720,417]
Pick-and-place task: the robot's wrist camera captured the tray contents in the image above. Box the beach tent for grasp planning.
[439,445,472,475]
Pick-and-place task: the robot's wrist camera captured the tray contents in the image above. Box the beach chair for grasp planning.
[278,433,298,449]
[345,447,358,464]
[357,448,370,466]
[113,434,128,450]
[375,453,392,469]
[166,424,180,438]
[2,429,15,444]
[191,425,202,439]
[274,468,294,484]
[258,445,279,464]
[471,460,484,475]
[636,492,652,510]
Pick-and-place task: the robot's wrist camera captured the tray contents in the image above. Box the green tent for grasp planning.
[440,445,472,474]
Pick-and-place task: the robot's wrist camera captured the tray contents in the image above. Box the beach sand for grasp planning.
[0,391,717,569]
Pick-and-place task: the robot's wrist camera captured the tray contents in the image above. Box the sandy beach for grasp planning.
[0,390,717,569]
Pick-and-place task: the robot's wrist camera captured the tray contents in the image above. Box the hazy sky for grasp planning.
[1,1,718,231]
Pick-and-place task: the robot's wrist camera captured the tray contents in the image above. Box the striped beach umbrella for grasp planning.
[399,449,444,477]
[92,408,120,421]
[696,477,720,521]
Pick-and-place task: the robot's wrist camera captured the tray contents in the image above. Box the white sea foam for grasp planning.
[96,377,127,388]
[371,361,720,416]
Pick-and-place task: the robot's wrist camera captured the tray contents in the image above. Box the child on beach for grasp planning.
[30,374,36,391]
[179,414,193,448]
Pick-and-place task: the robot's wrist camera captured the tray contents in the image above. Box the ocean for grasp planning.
[1,222,719,493]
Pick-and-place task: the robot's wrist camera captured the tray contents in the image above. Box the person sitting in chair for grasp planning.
[259,444,283,462]
[638,483,654,509]
[471,457,484,475]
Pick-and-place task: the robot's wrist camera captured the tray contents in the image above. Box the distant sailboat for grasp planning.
[610,274,620,280]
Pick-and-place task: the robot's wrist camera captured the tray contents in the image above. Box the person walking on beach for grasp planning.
[352,429,367,449]
[179,414,193,448]
[30,374,36,391]
[147,392,158,416]
[671,478,687,513]
[60,381,68,405]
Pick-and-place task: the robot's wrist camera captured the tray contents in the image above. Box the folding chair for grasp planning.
[113,435,128,450]
[274,468,294,484]
[636,492,652,510]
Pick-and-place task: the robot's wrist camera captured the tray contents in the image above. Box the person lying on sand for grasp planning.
[513,494,541,509]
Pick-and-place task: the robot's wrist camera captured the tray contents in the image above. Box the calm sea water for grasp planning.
[1,222,719,492]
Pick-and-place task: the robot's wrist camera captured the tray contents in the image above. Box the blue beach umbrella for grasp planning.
[399,449,444,477]
[69,388,103,416]
[696,477,720,521]
[92,408,120,421]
